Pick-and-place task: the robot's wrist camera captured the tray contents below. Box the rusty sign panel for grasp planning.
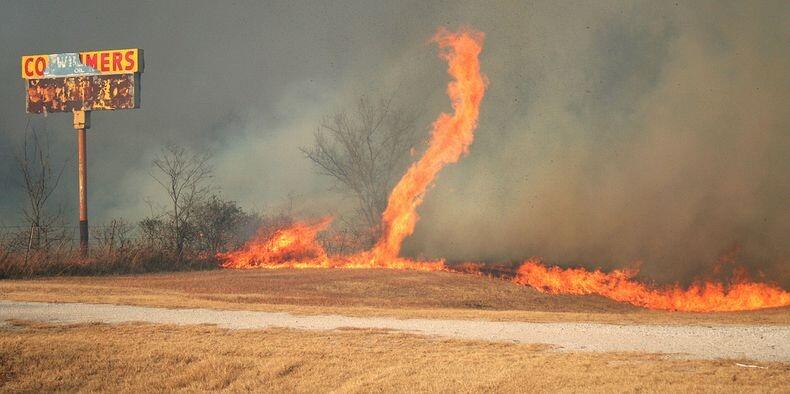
[26,74,139,114]
[22,49,141,79]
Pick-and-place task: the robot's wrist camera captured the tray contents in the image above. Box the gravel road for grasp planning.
[1,300,787,361]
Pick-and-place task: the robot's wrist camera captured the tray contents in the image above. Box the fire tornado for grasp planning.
[221,27,486,273]
[370,28,487,263]
[219,27,790,313]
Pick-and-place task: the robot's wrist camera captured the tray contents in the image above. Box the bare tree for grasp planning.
[150,144,212,259]
[301,96,419,239]
[15,124,66,256]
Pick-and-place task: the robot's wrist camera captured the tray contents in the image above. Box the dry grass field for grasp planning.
[1,320,787,393]
[1,269,788,325]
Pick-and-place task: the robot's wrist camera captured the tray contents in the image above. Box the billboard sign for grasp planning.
[22,49,141,79]
[22,48,142,113]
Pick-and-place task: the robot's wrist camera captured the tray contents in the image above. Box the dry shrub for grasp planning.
[0,245,218,279]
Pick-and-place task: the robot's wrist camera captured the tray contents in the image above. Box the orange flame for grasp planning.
[219,27,790,312]
[513,259,790,312]
[370,28,487,263]
[218,216,444,271]
[219,217,333,269]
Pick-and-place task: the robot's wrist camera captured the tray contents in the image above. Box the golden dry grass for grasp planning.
[0,321,787,393]
[1,269,788,325]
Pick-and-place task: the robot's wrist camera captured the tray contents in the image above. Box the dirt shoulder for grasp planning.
[1,269,788,325]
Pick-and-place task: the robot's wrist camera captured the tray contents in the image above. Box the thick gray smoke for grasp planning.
[406,1,790,285]
[0,1,787,284]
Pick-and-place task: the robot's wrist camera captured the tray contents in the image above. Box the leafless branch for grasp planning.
[301,94,420,244]
[150,143,213,259]
[14,122,66,256]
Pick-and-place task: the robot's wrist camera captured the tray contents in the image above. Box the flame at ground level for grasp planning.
[219,219,790,312]
[218,217,445,272]
[219,217,334,270]
[513,259,790,312]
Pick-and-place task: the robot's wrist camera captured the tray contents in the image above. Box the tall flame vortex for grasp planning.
[369,28,487,263]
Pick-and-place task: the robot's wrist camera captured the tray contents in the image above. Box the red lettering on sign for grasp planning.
[24,58,35,77]
[100,52,109,72]
[83,53,98,69]
[112,52,122,71]
[124,50,135,71]
[34,57,46,76]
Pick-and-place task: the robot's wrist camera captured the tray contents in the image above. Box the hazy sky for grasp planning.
[1,1,787,283]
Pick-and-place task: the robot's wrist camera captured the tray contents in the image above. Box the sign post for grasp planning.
[74,110,90,255]
[22,49,142,257]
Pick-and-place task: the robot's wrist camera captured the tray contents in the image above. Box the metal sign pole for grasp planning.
[73,110,90,256]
